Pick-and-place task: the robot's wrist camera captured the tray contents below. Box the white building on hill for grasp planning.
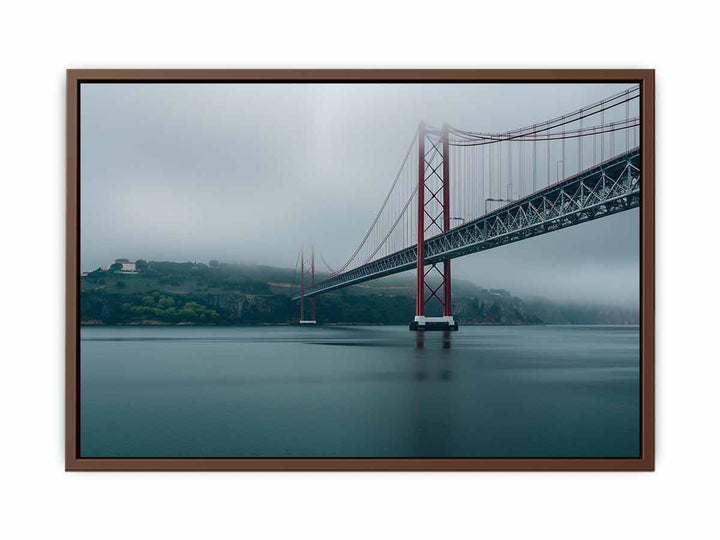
[115,258,138,273]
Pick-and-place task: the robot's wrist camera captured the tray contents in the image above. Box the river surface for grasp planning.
[80,325,639,458]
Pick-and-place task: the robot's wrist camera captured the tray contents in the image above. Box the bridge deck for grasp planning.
[294,148,640,300]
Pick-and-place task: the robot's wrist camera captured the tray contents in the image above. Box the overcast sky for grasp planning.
[80,82,638,306]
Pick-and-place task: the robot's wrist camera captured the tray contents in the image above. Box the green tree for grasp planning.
[158,296,175,308]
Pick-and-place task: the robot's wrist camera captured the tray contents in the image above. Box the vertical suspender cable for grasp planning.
[601,108,605,161]
[561,121,565,180]
[578,115,583,172]
[546,137,550,187]
[625,89,630,152]
[532,126,537,191]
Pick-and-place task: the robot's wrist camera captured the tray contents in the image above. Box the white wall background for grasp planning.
[1,1,717,538]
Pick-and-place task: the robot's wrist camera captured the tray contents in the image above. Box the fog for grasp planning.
[80,82,638,306]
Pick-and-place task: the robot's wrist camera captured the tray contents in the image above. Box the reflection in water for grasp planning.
[443,329,451,349]
[413,359,427,381]
[441,330,453,380]
[413,330,454,351]
[411,330,456,455]
[414,330,453,381]
[440,364,452,381]
[80,325,641,458]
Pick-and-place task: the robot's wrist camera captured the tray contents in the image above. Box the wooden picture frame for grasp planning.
[66,69,654,471]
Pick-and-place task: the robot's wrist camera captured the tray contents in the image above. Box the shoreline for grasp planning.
[80,321,637,328]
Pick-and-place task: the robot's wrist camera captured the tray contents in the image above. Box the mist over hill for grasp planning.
[80,260,637,326]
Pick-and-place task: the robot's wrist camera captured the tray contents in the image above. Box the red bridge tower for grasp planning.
[410,123,457,331]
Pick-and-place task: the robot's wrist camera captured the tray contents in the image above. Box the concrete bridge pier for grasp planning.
[409,315,458,331]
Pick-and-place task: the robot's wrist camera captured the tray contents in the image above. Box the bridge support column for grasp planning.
[442,125,452,319]
[310,247,316,322]
[410,123,457,332]
[414,123,426,319]
[300,250,304,320]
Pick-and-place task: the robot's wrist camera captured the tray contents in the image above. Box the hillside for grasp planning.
[80,260,636,326]
[522,296,639,325]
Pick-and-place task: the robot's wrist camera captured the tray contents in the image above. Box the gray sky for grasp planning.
[81,82,638,306]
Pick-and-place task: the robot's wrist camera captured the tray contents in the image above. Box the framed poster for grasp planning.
[66,69,654,471]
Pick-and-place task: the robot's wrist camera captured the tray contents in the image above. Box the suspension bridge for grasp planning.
[293,86,641,330]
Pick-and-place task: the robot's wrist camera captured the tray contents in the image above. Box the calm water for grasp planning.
[80,325,639,458]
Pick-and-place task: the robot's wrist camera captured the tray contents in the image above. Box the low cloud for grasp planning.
[81,82,638,306]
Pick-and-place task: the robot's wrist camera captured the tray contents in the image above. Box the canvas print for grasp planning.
[79,81,641,459]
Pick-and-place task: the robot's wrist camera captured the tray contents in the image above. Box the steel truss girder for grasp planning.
[293,148,640,300]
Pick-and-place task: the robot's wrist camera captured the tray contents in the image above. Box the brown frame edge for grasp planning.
[66,69,655,472]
